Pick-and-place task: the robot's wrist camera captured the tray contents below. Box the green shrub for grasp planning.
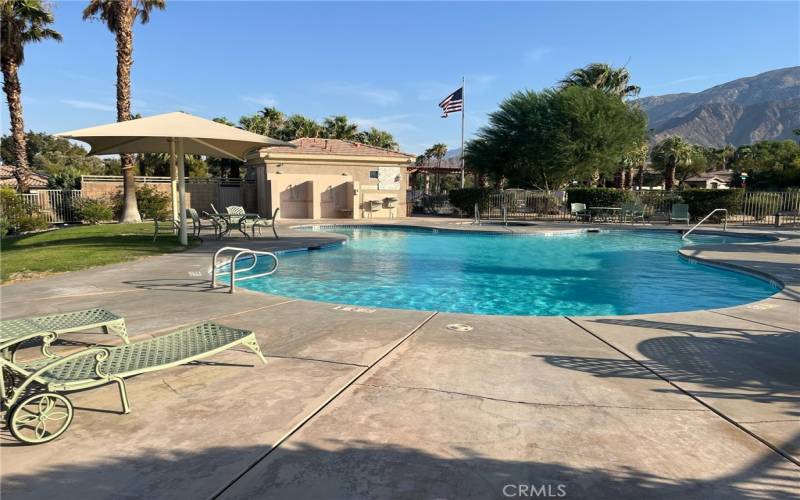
[14,213,49,232]
[449,188,492,214]
[680,189,743,222]
[75,197,114,224]
[112,184,171,220]
[566,188,632,207]
[0,187,49,234]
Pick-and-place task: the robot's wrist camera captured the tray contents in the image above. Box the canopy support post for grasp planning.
[177,138,188,245]
[170,139,178,223]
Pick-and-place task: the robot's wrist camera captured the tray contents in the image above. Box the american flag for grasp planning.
[439,87,463,118]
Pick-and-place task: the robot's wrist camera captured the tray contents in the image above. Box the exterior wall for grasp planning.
[265,172,355,219]
[246,156,411,219]
[80,177,255,215]
[82,179,172,200]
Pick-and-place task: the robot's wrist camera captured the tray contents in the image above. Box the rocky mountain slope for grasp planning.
[637,67,799,147]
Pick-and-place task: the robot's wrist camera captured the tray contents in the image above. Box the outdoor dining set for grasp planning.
[570,202,691,225]
[165,205,280,241]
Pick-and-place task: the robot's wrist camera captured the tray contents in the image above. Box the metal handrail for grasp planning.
[211,246,279,293]
[682,208,728,239]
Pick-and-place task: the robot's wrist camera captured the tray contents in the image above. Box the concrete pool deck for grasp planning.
[1,219,798,499]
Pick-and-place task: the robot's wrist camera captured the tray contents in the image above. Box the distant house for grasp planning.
[683,170,733,190]
[245,138,415,219]
[0,165,49,190]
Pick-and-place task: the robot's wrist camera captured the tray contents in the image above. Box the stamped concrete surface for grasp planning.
[1,220,798,499]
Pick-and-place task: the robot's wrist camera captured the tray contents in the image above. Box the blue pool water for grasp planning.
[234,227,779,316]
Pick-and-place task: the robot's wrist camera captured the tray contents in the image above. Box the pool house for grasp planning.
[245,138,416,219]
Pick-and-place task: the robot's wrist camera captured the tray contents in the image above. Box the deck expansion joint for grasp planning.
[209,311,439,499]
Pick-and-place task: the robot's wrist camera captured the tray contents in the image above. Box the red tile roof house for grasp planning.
[0,165,49,190]
[245,138,415,219]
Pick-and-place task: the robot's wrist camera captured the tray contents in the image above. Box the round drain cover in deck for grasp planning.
[445,323,473,332]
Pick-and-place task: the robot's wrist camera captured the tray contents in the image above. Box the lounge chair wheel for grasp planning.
[9,392,74,444]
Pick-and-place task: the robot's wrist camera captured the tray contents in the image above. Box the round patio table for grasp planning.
[588,206,621,223]
[211,213,262,239]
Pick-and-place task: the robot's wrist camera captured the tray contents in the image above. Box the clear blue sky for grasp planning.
[11,1,800,154]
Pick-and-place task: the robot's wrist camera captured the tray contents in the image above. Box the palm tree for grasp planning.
[356,128,398,150]
[621,142,649,189]
[274,114,320,141]
[425,143,448,193]
[651,136,693,190]
[560,63,640,99]
[322,115,358,140]
[258,106,284,137]
[1,0,61,192]
[83,0,165,223]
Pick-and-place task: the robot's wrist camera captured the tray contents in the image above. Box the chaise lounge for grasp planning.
[1,321,266,444]
[1,308,129,360]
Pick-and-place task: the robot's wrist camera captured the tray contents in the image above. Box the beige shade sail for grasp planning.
[56,111,292,160]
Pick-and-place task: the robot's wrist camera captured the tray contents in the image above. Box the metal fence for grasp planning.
[411,188,800,226]
[20,190,82,223]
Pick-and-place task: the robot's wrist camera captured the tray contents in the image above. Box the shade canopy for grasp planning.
[56,111,292,160]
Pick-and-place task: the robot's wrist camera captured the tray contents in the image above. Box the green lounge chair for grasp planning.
[570,203,591,222]
[1,321,265,444]
[1,308,128,360]
[670,203,690,225]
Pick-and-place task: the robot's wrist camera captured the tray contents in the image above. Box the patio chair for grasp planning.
[670,204,690,225]
[621,202,646,224]
[250,208,280,239]
[186,208,220,240]
[1,308,128,361]
[152,215,179,242]
[570,203,591,222]
[1,321,266,444]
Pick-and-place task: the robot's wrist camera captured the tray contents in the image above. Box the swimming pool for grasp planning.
[234,227,779,316]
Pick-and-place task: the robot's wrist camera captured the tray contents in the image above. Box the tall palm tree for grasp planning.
[356,128,398,150]
[651,136,693,190]
[322,115,358,140]
[560,63,640,99]
[83,0,165,223]
[281,114,321,140]
[1,0,61,192]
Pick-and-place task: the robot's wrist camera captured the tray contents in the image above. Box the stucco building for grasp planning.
[245,138,415,219]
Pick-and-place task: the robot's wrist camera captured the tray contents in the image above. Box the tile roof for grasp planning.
[0,165,49,188]
[264,138,414,159]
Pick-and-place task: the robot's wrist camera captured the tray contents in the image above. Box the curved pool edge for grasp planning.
[254,222,796,317]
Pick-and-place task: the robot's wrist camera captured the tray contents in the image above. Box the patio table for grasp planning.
[210,213,262,239]
[588,206,622,223]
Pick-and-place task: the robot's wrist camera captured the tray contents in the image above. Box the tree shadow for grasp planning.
[541,331,800,406]
[2,439,798,499]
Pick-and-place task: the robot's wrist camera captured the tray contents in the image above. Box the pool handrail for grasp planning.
[683,208,727,239]
[211,246,279,293]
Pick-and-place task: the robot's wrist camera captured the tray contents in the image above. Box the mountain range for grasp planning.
[637,66,800,148]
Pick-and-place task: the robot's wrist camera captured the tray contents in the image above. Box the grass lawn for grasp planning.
[1,223,195,282]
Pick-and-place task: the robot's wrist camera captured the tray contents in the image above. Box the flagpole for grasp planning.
[460,76,465,188]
